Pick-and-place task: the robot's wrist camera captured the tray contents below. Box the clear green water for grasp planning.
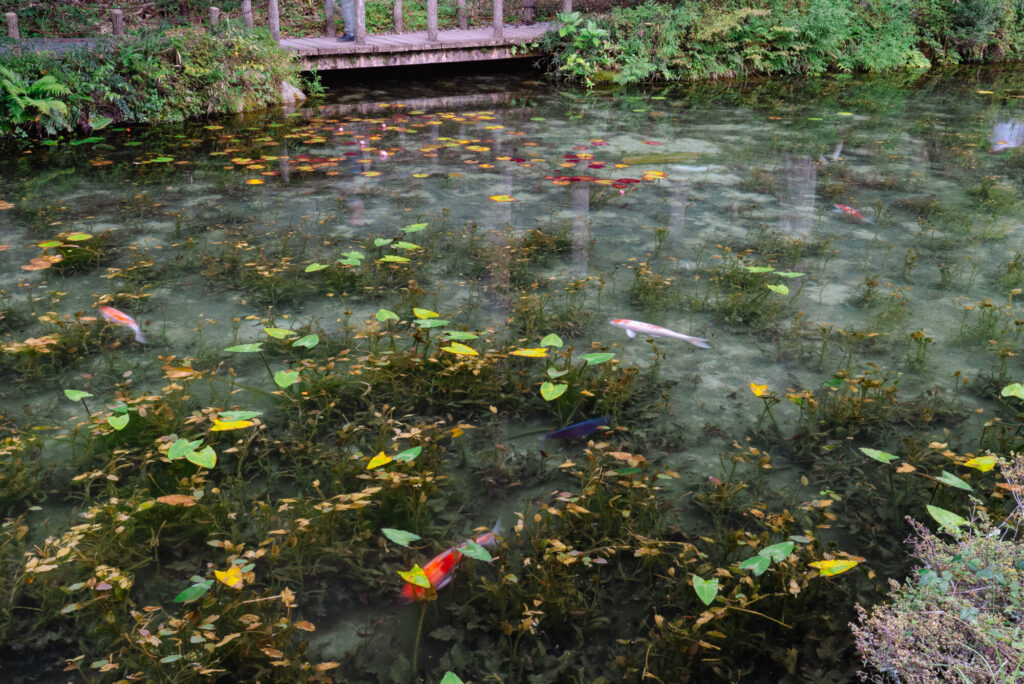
[2,67,1024,681]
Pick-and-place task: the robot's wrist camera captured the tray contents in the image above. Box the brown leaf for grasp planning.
[156,494,197,506]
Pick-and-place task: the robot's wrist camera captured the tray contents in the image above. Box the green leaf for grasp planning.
[823,378,843,389]
[439,673,465,684]
[151,156,174,163]
[579,352,615,365]
[1001,383,1024,400]
[292,334,319,349]
[168,438,202,461]
[376,308,399,322]
[218,411,261,421]
[547,368,568,378]
[745,265,775,273]
[173,580,213,603]
[107,414,129,431]
[413,308,439,319]
[460,540,494,562]
[416,319,449,329]
[540,382,568,401]
[381,528,421,547]
[937,470,973,492]
[394,446,422,462]
[374,238,393,247]
[927,504,968,531]
[766,284,789,295]
[304,263,328,272]
[263,327,295,339]
[186,446,217,469]
[860,447,899,464]
[394,241,420,250]
[443,331,478,340]
[540,333,564,348]
[274,370,300,388]
[776,271,805,278]
[401,223,428,233]
[759,541,794,562]
[378,255,410,263]
[224,343,263,353]
[340,250,365,261]
[159,654,183,663]
[738,555,771,576]
[63,389,93,402]
[615,467,642,475]
[692,575,719,606]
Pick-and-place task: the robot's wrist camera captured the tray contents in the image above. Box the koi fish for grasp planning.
[610,319,710,349]
[400,519,501,603]
[99,306,147,343]
[833,203,871,223]
[543,416,611,442]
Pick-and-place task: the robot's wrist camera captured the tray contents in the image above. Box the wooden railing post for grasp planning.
[5,12,18,40]
[325,0,335,37]
[111,9,124,37]
[241,0,253,28]
[523,0,534,22]
[393,0,403,33]
[210,6,220,27]
[492,0,503,38]
[355,0,366,43]
[457,0,467,30]
[561,0,571,13]
[427,0,438,41]
[268,0,281,40]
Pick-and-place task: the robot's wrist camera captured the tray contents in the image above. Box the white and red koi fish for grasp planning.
[99,306,147,343]
[833,203,872,223]
[610,319,710,349]
[399,519,501,603]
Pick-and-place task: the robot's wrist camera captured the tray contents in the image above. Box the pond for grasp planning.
[1,65,1023,682]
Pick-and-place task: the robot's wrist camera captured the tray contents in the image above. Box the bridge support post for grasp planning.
[268,0,281,40]
[5,12,18,40]
[355,0,366,44]
[492,0,503,38]
[523,0,534,22]
[427,0,438,41]
[393,0,403,33]
[325,0,335,37]
[561,0,571,13]
[111,9,124,37]
[241,0,253,28]
[210,7,220,27]
[457,0,467,30]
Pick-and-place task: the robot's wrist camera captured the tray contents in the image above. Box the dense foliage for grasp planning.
[0,22,301,137]
[545,0,1024,85]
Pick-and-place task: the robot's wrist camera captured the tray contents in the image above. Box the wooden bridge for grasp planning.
[4,0,560,70]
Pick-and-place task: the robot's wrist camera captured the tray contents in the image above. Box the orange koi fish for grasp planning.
[833,203,871,223]
[400,519,501,603]
[99,306,147,343]
[610,319,710,349]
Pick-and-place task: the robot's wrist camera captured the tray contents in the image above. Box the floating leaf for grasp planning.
[936,470,973,491]
[305,263,328,273]
[692,575,719,606]
[540,333,563,348]
[809,559,859,576]
[264,327,296,339]
[367,452,393,469]
[579,352,615,365]
[402,223,428,233]
[65,232,92,242]
[378,255,410,263]
[1001,383,1024,400]
[460,540,493,562]
[214,565,243,589]
[186,446,217,469]
[759,541,795,562]
[414,308,439,319]
[210,419,254,431]
[416,319,449,329]
[443,331,478,340]
[540,382,567,401]
[218,411,261,421]
[64,389,93,402]
[274,370,300,388]
[376,308,399,322]
[382,528,422,547]
[224,343,263,353]
[927,504,969,531]
[394,241,420,250]
[398,564,431,588]
[964,455,997,472]
[511,348,548,358]
[293,334,319,349]
[489,194,515,202]
[745,265,775,273]
[860,447,899,464]
[394,446,422,462]
[738,555,771,576]
[107,414,129,431]
[767,284,789,295]
[776,271,805,278]
[38,240,63,248]
[442,342,478,356]
[374,238,393,247]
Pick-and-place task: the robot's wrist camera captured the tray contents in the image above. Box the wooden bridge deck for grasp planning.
[280,23,551,71]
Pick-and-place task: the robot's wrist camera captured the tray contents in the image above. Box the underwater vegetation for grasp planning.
[1,68,1024,682]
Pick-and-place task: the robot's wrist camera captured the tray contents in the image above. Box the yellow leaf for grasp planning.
[367,452,393,469]
[214,565,243,589]
[450,427,464,438]
[210,419,254,431]
[442,342,478,356]
[511,347,548,358]
[413,308,439,319]
[398,564,431,588]
[809,559,858,576]
[749,382,768,397]
[964,455,996,472]
[489,194,515,202]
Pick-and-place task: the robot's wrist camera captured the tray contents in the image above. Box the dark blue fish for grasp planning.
[543,416,611,442]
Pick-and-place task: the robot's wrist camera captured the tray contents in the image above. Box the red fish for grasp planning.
[833,203,871,223]
[400,520,501,602]
[99,306,147,343]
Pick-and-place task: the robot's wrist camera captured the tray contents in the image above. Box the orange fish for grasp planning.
[833,203,871,223]
[400,519,500,602]
[99,306,147,343]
